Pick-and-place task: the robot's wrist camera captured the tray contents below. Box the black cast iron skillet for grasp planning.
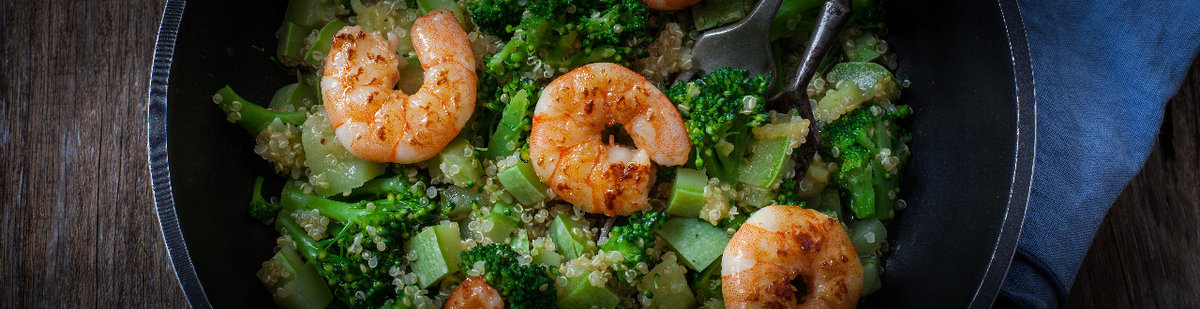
[147,0,1035,307]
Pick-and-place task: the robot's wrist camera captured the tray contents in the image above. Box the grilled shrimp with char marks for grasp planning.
[723,205,864,309]
[321,10,475,163]
[529,63,690,216]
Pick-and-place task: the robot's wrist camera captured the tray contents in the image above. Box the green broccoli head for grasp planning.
[459,243,557,309]
[467,0,526,37]
[601,211,668,284]
[819,104,911,220]
[478,0,650,81]
[275,176,440,308]
[666,68,772,182]
[249,176,282,222]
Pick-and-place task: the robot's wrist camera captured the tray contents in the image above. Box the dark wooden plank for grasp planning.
[6,1,103,307]
[0,0,186,307]
[92,0,189,307]
[1066,58,1200,307]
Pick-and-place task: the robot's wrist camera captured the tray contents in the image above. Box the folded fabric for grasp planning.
[1000,1,1200,308]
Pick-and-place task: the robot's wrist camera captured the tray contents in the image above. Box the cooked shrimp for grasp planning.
[529,63,690,216]
[722,205,864,309]
[321,10,476,163]
[445,276,504,309]
[643,0,702,11]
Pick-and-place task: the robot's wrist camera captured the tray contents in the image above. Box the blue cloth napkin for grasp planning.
[1000,1,1200,307]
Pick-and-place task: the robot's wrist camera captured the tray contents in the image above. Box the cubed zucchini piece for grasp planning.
[640,257,696,309]
[438,185,484,220]
[849,219,886,256]
[549,215,594,260]
[813,62,900,122]
[304,19,348,67]
[667,168,708,217]
[737,135,792,189]
[406,222,464,288]
[843,29,883,62]
[429,137,484,188]
[480,203,520,243]
[556,274,620,309]
[256,244,333,309]
[276,22,310,67]
[532,247,563,266]
[740,184,773,208]
[497,161,549,205]
[657,217,730,271]
[269,82,318,110]
[301,111,387,197]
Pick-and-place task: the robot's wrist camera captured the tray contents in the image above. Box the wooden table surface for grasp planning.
[0,1,1195,308]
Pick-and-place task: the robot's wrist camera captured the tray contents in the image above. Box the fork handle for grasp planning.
[772,0,852,106]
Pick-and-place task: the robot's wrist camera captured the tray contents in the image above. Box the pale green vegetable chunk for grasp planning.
[640,256,696,309]
[657,217,730,271]
[301,110,387,197]
[406,222,464,288]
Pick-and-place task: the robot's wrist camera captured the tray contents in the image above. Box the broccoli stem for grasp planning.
[346,175,408,199]
[214,86,307,136]
[280,184,378,223]
[276,212,326,263]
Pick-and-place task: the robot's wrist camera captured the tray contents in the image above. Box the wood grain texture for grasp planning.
[1065,58,1200,308]
[0,0,187,308]
[0,0,1195,307]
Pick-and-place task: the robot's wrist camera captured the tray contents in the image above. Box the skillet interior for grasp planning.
[150,0,1034,307]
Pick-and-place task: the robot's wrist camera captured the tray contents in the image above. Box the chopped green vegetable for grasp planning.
[406,222,464,288]
[549,215,595,260]
[657,217,730,271]
[556,274,621,309]
[667,168,708,217]
[256,243,334,309]
[497,161,549,205]
[304,19,348,67]
[640,256,695,309]
[301,111,387,197]
[429,138,484,188]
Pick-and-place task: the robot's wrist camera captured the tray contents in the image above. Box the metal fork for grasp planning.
[687,0,852,176]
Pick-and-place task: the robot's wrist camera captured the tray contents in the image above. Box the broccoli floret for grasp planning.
[601,211,668,284]
[275,177,439,309]
[459,243,557,309]
[475,0,651,81]
[666,68,772,182]
[775,177,806,207]
[249,176,282,222]
[819,105,910,219]
[466,0,525,37]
